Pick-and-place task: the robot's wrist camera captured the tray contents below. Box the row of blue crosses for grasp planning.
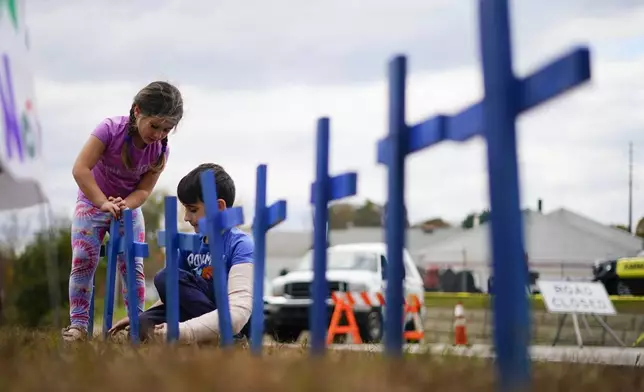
[88,1,592,390]
[314,1,591,391]
[89,166,287,352]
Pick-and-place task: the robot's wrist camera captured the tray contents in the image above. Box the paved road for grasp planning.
[276,342,644,367]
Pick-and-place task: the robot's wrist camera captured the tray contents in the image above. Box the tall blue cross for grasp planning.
[156,197,204,343]
[95,214,149,342]
[199,169,245,347]
[250,164,288,355]
[309,117,358,355]
[376,1,591,388]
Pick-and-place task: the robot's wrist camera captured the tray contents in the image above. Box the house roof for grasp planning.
[415,208,643,267]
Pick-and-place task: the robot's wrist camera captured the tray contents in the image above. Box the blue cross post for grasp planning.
[122,209,144,344]
[198,169,245,348]
[156,208,204,343]
[309,117,358,356]
[97,216,149,341]
[377,0,591,383]
[250,164,288,355]
[163,196,180,343]
[376,56,445,356]
[478,1,590,389]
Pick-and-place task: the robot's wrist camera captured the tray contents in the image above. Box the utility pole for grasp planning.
[628,141,633,233]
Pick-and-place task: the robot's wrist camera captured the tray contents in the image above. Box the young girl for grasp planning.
[62,81,184,342]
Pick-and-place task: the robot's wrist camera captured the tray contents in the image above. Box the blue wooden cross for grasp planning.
[376,56,409,355]
[93,211,150,343]
[250,164,288,355]
[198,169,245,347]
[155,196,203,343]
[120,209,142,344]
[376,0,591,388]
[89,217,149,340]
[309,117,358,355]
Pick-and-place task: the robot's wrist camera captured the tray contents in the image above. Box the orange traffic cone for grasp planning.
[453,301,468,346]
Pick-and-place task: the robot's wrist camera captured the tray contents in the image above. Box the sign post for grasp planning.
[537,280,625,348]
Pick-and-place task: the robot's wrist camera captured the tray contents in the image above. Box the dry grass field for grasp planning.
[0,327,641,392]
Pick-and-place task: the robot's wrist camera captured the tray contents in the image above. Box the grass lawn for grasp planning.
[0,328,640,391]
[91,299,157,331]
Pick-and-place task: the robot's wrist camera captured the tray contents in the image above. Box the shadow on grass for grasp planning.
[0,327,641,391]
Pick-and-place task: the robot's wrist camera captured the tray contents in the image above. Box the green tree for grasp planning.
[142,189,168,238]
[0,247,12,325]
[461,209,491,229]
[611,224,630,233]
[6,223,72,328]
[353,199,383,227]
[414,217,451,233]
[636,217,644,238]
[329,203,355,229]
[141,189,170,277]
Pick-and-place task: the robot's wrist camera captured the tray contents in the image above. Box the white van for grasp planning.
[264,242,425,343]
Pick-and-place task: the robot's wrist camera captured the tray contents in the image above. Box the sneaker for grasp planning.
[61,325,88,342]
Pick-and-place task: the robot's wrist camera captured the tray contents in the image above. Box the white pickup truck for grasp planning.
[264,242,425,343]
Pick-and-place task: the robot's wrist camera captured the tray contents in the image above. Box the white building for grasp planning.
[414,208,643,284]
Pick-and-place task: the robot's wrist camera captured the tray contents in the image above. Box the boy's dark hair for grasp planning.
[177,163,236,207]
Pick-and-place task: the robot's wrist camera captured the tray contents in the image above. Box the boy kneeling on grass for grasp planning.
[108,163,254,344]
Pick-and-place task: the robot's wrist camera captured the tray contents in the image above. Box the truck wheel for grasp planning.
[617,281,632,296]
[270,328,302,343]
[358,310,383,343]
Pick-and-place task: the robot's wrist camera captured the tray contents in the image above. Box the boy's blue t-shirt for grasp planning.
[177,227,254,285]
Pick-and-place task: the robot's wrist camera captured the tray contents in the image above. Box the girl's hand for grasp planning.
[108,196,128,211]
[100,200,121,219]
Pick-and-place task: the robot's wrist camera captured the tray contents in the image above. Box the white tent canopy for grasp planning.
[0,167,45,210]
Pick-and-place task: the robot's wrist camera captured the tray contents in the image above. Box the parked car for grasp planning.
[264,242,425,343]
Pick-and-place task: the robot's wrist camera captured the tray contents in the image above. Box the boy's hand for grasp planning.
[153,323,167,338]
[154,322,195,344]
[107,316,130,335]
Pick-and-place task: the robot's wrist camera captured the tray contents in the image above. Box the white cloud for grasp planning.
[14,0,644,236]
[33,51,644,230]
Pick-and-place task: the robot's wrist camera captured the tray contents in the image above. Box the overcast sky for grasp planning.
[19,0,644,231]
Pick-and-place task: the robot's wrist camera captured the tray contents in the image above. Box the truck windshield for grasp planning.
[294,250,379,272]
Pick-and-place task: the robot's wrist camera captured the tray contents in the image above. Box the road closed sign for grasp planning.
[537,280,616,316]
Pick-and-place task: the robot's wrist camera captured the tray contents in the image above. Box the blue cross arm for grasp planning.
[378,46,592,165]
[220,207,244,229]
[309,172,358,204]
[111,237,149,258]
[447,46,590,139]
[196,207,245,233]
[446,46,590,137]
[157,230,203,252]
[518,46,590,111]
[132,242,149,258]
[376,115,449,164]
[266,200,287,229]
